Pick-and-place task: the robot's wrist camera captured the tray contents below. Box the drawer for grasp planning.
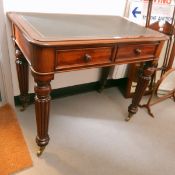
[115,43,158,63]
[56,47,113,70]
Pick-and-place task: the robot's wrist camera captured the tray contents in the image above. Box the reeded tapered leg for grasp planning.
[126,65,155,121]
[34,81,51,156]
[15,46,29,111]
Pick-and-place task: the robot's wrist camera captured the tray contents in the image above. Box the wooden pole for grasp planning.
[145,0,153,27]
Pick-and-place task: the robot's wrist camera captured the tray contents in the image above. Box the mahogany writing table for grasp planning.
[7,12,167,156]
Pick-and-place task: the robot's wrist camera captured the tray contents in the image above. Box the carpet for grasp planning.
[0,104,32,175]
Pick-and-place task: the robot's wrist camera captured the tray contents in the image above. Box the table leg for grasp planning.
[98,67,111,93]
[126,65,155,121]
[34,80,52,156]
[15,46,29,111]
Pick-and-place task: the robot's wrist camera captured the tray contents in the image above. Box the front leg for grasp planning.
[126,64,155,121]
[34,80,52,156]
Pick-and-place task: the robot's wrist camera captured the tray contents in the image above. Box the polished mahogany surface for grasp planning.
[8,12,166,45]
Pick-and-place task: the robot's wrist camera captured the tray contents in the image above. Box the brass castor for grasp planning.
[37,146,46,157]
[125,113,133,122]
[20,105,26,112]
[19,95,30,111]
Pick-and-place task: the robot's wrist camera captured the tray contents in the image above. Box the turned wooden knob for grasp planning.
[134,48,142,55]
[83,54,92,62]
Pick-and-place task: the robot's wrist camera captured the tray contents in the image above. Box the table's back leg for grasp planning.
[126,65,155,121]
[15,46,29,111]
[98,67,111,93]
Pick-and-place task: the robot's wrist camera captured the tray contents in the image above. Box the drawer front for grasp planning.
[115,43,158,63]
[56,47,113,70]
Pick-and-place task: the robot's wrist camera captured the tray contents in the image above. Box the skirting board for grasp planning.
[14,78,128,106]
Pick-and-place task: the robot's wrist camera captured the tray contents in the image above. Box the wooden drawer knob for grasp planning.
[84,54,92,62]
[134,48,142,55]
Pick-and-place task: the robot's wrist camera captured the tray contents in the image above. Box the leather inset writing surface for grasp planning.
[18,13,164,41]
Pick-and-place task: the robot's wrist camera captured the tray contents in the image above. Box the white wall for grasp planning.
[4,0,126,15]
[0,0,14,105]
[3,0,127,96]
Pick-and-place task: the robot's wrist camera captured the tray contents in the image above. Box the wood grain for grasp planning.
[56,47,113,70]
[116,43,158,62]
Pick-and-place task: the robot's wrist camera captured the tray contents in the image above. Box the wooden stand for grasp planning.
[139,1,175,117]
[124,1,175,98]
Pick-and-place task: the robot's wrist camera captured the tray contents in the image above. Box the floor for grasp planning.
[14,87,175,175]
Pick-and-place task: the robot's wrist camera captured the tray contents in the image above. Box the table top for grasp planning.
[8,12,167,46]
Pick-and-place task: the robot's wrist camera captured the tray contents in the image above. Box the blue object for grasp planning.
[132,7,141,18]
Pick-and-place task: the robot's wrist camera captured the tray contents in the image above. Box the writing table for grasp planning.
[7,12,167,155]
